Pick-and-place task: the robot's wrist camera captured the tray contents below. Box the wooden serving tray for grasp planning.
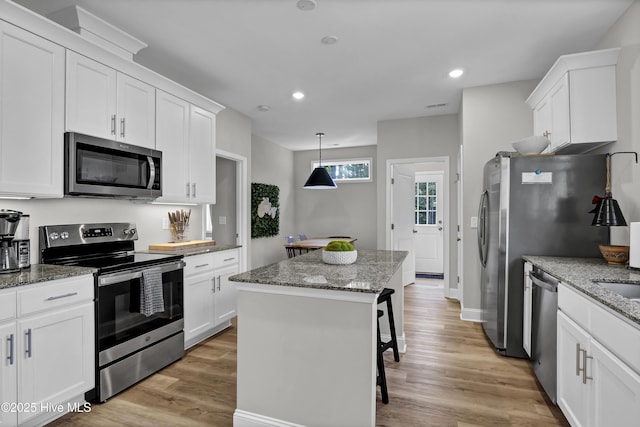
[149,240,217,251]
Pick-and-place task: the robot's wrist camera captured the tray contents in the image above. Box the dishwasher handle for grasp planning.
[529,271,558,292]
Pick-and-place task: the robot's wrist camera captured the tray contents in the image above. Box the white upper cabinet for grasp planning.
[527,48,619,154]
[155,90,216,204]
[66,51,156,149]
[0,22,65,198]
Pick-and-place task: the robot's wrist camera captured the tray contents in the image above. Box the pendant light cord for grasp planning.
[316,132,325,166]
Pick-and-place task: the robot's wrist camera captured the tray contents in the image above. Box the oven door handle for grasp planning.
[99,260,185,287]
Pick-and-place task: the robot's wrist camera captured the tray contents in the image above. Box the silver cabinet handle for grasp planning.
[195,263,210,269]
[186,182,190,198]
[211,277,216,293]
[7,334,14,365]
[217,276,221,291]
[192,183,196,198]
[223,257,236,262]
[111,114,116,135]
[582,348,593,384]
[25,329,32,358]
[45,292,78,301]
[120,117,126,137]
[576,343,582,376]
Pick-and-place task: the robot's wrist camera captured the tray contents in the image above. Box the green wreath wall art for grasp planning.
[251,183,280,238]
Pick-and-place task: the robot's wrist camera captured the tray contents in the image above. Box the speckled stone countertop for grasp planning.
[229,249,407,293]
[523,256,640,325]
[0,264,96,290]
[145,244,241,257]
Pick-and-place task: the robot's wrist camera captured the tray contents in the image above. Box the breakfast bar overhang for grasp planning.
[229,249,407,427]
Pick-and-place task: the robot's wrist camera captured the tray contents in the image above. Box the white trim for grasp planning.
[311,157,373,183]
[235,283,378,304]
[386,157,451,298]
[460,306,483,323]
[445,287,460,301]
[215,149,249,273]
[380,332,407,354]
[233,410,305,427]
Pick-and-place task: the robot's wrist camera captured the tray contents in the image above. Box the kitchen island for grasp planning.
[229,249,407,427]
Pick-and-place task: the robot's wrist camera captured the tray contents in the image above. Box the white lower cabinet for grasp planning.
[522,261,533,357]
[184,249,240,349]
[557,284,640,427]
[0,275,94,427]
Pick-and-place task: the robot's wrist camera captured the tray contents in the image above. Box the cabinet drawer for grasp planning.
[184,253,215,276]
[558,284,590,329]
[0,291,16,322]
[213,249,239,268]
[590,300,640,374]
[18,275,94,316]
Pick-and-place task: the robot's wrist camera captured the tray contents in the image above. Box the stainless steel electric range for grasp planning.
[39,222,185,402]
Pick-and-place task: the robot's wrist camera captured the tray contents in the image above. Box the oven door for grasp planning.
[65,132,162,199]
[96,260,183,366]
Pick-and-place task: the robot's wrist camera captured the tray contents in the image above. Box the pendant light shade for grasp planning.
[304,132,337,189]
[591,152,635,226]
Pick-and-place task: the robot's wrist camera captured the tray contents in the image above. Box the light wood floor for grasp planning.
[50,279,568,426]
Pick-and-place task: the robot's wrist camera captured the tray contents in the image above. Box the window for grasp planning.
[311,158,372,182]
[415,181,437,225]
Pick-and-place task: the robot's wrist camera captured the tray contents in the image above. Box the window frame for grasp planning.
[310,157,373,183]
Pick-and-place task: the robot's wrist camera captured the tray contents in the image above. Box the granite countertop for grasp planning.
[229,249,408,293]
[523,256,640,325]
[145,243,241,257]
[0,264,96,290]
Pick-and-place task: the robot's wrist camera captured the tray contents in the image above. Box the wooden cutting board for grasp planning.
[149,240,217,251]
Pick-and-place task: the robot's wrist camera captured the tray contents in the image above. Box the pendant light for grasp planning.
[304,132,337,189]
[591,152,637,226]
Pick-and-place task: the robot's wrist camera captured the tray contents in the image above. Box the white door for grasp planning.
[214,264,240,325]
[414,172,444,274]
[116,73,156,148]
[0,321,17,427]
[392,166,415,285]
[189,105,216,204]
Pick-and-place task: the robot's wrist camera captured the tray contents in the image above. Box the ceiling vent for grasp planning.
[47,5,147,61]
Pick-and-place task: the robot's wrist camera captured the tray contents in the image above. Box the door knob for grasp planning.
[438,227,443,231]
[413,229,418,233]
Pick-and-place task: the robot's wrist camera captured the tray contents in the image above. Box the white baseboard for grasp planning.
[460,306,482,322]
[445,287,460,300]
[233,410,305,427]
[380,332,407,354]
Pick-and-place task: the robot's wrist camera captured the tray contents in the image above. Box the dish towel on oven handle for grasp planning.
[140,267,165,317]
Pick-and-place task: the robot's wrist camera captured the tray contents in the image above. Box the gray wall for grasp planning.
[460,80,537,317]
[294,145,378,250]
[250,134,295,268]
[210,156,237,245]
[377,114,460,287]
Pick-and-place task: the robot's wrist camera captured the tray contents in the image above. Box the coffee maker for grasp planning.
[13,213,30,269]
[0,209,22,273]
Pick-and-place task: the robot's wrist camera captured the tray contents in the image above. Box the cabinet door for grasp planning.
[66,51,117,140]
[184,271,215,347]
[0,22,64,198]
[557,311,591,427]
[590,339,640,427]
[548,74,570,151]
[16,302,94,425]
[189,105,216,204]
[155,90,189,203]
[533,97,551,142]
[0,322,17,427]
[214,264,240,326]
[522,262,532,357]
[116,73,155,148]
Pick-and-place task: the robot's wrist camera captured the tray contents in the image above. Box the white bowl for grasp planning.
[512,136,550,155]
[322,249,357,265]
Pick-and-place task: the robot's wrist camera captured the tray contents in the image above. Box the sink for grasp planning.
[596,281,640,302]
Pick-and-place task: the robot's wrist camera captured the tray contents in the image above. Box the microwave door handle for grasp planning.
[147,156,156,190]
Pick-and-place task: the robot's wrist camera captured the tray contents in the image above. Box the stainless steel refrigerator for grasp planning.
[477,152,608,358]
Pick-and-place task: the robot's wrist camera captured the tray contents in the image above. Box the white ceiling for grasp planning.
[13,0,634,151]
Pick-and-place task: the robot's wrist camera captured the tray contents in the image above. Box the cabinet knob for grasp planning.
[543,130,551,138]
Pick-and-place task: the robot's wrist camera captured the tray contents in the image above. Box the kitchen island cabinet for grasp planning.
[229,249,407,427]
[0,21,64,198]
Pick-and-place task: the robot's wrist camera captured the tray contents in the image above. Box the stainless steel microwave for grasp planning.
[65,132,162,200]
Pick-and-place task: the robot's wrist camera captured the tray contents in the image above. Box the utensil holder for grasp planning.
[170,222,188,242]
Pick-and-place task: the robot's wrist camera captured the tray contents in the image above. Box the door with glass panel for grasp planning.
[415,172,444,274]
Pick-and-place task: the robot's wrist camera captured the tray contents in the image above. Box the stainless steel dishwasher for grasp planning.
[530,266,559,403]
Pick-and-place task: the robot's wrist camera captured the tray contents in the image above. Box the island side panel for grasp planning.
[377,265,406,353]
[234,285,378,427]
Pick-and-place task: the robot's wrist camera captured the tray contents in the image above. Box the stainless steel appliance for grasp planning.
[40,222,184,402]
[12,213,29,269]
[478,153,607,358]
[529,266,559,403]
[0,209,21,273]
[65,132,162,200]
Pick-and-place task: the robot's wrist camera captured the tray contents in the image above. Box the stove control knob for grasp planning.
[49,232,59,240]
[60,232,69,240]
[129,228,137,236]
[123,228,137,236]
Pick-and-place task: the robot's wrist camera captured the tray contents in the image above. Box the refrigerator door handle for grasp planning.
[477,190,489,267]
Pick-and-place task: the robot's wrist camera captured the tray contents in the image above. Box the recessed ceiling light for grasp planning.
[321,35,338,45]
[449,69,464,78]
[297,0,316,11]
[292,91,305,100]
[257,105,271,112]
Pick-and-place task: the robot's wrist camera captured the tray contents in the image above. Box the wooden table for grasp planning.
[285,237,357,250]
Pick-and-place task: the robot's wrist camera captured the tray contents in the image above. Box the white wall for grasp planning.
[377,114,460,287]
[250,134,295,268]
[460,80,537,315]
[593,0,640,245]
[294,145,378,250]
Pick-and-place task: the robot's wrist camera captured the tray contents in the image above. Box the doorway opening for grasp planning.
[387,157,452,298]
